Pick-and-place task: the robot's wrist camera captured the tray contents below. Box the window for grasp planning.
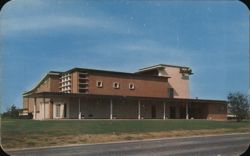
[79,79,87,83]
[96,81,103,88]
[79,84,88,88]
[79,73,87,78]
[56,104,60,117]
[113,82,120,89]
[129,83,135,90]
[168,88,174,98]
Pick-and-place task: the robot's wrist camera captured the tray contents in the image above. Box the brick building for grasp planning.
[22,64,227,120]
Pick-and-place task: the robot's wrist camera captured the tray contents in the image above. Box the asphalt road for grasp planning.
[6,133,250,156]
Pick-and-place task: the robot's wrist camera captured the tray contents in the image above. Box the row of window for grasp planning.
[62,82,71,86]
[96,81,135,90]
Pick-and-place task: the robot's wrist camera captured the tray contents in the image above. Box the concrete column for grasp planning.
[27,97,29,110]
[163,102,166,120]
[43,97,45,120]
[138,100,141,120]
[186,102,189,119]
[110,99,113,119]
[34,98,37,119]
[78,98,81,119]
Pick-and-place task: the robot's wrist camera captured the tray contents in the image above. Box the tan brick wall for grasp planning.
[35,78,50,92]
[164,67,190,98]
[32,75,60,93]
[23,97,28,109]
[23,74,60,115]
[23,97,35,112]
[49,75,60,92]
[88,74,169,98]
[71,72,79,93]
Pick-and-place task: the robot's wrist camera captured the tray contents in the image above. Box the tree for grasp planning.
[1,104,19,119]
[227,92,249,122]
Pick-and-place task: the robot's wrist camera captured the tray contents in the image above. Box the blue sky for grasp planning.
[0,0,249,111]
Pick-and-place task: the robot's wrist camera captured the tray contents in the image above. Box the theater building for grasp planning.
[22,64,227,120]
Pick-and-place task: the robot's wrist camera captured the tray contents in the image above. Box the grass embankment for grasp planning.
[1,119,249,149]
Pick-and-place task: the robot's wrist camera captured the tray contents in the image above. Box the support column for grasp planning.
[163,102,166,120]
[27,97,29,111]
[50,99,53,119]
[138,100,141,120]
[43,97,45,120]
[34,98,37,119]
[186,102,189,119]
[78,98,81,119]
[110,99,113,119]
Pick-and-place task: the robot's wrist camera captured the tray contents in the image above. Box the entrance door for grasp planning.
[151,105,156,119]
[170,106,176,119]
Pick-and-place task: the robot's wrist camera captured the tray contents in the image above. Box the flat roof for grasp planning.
[138,64,191,72]
[137,64,193,75]
[64,67,170,79]
[24,67,170,95]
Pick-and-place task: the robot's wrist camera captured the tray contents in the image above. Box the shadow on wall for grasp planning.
[168,84,179,97]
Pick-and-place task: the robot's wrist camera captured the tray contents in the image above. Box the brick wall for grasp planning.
[87,73,169,98]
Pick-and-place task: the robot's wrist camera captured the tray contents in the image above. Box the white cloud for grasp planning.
[1,0,138,36]
[1,14,130,35]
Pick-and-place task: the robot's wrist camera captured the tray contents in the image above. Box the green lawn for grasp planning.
[1,119,249,149]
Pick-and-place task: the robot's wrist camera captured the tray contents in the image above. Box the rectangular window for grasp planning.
[56,104,60,117]
[168,88,174,98]
[129,83,135,90]
[113,82,120,89]
[79,79,87,83]
[79,73,87,78]
[96,81,103,88]
[79,84,88,88]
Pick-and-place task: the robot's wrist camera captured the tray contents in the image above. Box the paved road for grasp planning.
[6,133,250,156]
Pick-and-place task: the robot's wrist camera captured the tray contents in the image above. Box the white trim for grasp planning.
[113,82,120,89]
[129,83,135,90]
[110,99,113,119]
[96,81,103,88]
[138,100,141,120]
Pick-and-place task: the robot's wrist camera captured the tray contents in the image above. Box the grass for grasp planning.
[1,119,249,149]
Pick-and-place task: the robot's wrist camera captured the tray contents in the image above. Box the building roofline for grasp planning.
[137,64,193,75]
[138,64,190,71]
[23,67,170,96]
[23,71,61,95]
[64,67,170,79]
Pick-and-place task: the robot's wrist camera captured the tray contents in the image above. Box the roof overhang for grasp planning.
[23,92,226,104]
[137,64,193,74]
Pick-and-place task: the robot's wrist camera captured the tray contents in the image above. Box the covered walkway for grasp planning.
[23,92,227,120]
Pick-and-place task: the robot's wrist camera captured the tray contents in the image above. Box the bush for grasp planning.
[228,92,249,122]
[1,105,19,119]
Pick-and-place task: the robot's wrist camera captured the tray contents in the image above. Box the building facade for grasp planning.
[23,64,227,120]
